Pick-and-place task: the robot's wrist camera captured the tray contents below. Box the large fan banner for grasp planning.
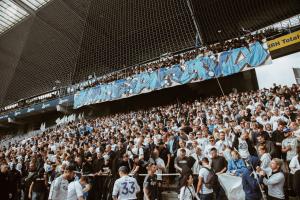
[74,41,271,109]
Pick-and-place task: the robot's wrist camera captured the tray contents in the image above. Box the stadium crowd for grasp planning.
[1,83,300,200]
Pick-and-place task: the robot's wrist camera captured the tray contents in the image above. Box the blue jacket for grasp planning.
[227,159,246,176]
[242,168,261,200]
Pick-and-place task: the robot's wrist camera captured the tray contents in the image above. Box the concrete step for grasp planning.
[161,191,179,200]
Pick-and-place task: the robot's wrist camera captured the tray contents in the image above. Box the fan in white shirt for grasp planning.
[179,174,200,200]
[282,132,298,162]
[196,157,214,196]
[204,136,217,158]
[177,140,191,157]
[215,132,232,153]
[150,150,165,181]
[191,147,204,175]
[67,176,88,200]
[257,145,272,171]
[196,133,209,151]
[289,150,300,174]
[126,142,144,160]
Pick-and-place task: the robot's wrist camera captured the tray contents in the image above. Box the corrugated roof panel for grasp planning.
[0,0,29,33]
[0,0,52,34]
[21,0,49,10]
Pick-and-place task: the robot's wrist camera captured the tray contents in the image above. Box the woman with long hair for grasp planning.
[179,174,199,200]
[227,150,247,176]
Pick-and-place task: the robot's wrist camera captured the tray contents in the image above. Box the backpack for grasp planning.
[203,167,219,189]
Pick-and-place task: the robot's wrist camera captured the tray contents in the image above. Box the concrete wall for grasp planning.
[255,52,300,89]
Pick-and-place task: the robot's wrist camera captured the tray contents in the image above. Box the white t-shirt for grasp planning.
[67,181,83,200]
[204,144,217,158]
[289,155,300,174]
[127,146,144,159]
[179,186,199,200]
[270,116,281,131]
[154,158,165,181]
[260,153,271,171]
[177,148,191,157]
[48,176,69,200]
[216,139,232,152]
[282,137,298,161]
[238,139,250,159]
[198,167,214,194]
[191,153,203,175]
[112,176,140,200]
[197,138,209,151]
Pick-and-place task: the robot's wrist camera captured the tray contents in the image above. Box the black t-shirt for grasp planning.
[115,148,126,160]
[92,158,104,173]
[0,172,9,198]
[132,160,146,174]
[32,177,47,193]
[251,131,270,145]
[143,174,158,200]
[82,161,93,174]
[175,156,192,175]
[272,130,285,143]
[272,130,286,159]
[8,170,21,192]
[211,156,227,173]
[159,147,170,165]
[283,113,297,122]
[118,159,133,171]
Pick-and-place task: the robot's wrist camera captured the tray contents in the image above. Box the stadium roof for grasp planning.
[191,0,300,43]
[0,0,51,34]
[0,0,299,107]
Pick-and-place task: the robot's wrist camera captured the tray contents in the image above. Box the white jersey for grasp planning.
[112,175,140,200]
[67,181,83,200]
[282,136,298,161]
[48,175,69,200]
[238,138,250,159]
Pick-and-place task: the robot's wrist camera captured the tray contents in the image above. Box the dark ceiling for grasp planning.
[0,0,91,105]
[73,0,196,82]
[0,0,299,106]
[192,0,300,43]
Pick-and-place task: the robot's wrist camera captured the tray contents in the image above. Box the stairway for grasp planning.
[161,191,179,200]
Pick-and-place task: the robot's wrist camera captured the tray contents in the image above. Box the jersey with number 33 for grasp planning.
[112,176,140,200]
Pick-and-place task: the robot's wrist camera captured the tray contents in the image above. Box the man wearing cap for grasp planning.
[112,166,140,200]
